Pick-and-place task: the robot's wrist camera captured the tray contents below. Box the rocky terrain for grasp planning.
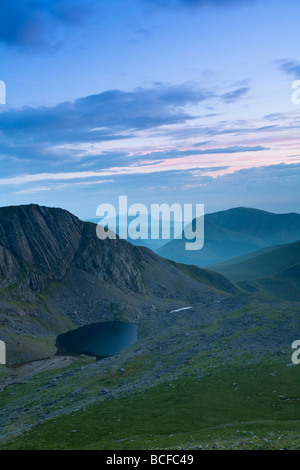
[0,294,299,450]
[0,203,237,364]
[0,204,299,450]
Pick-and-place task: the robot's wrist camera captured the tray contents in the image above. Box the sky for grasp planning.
[0,0,300,219]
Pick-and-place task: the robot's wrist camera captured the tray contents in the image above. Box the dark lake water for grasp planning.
[56,321,137,358]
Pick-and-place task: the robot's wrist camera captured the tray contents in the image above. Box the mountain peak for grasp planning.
[158,206,300,266]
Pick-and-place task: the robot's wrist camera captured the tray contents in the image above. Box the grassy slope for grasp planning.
[239,264,300,302]
[0,299,299,450]
[167,260,239,295]
[211,241,300,282]
[208,240,300,302]
[208,245,285,274]
[1,356,299,450]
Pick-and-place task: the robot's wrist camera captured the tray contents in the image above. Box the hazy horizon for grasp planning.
[0,0,299,219]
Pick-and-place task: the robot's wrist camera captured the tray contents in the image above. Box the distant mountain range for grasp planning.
[157,207,300,266]
[87,215,181,251]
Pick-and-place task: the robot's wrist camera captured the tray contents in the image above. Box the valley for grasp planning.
[0,204,299,450]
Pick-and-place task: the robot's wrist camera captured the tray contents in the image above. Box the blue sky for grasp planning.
[0,0,300,218]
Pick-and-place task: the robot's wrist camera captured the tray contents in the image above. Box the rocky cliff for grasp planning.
[0,204,238,363]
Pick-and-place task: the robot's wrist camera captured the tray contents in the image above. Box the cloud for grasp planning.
[0,83,213,147]
[0,0,259,50]
[142,0,259,10]
[0,0,95,49]
[202,162,300,211]
[221,86,249,104]
[0,143,268,187]
[0,81,252,154]
[6,162,299,218]
[13,179,114,195]
[143,0,250,6]
[132,163,300,214]
[0,80,263,185]
[136,145,268,161]
[277,59,300,79]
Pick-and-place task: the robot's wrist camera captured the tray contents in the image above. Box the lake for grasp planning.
[56,321,137,359]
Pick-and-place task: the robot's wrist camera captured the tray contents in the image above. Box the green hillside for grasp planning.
[212,241,300,282]
[211,240,300,301]
[239,263,300,301]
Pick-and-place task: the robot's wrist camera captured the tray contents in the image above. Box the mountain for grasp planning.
[208,244,287,280]
[157,207,300,266]
[0,204,237,364]
[211,240,300,301]
[1,205,299,451]
[86,215,179,251]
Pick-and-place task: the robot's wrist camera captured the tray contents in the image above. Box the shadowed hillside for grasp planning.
[212,240,300,301]
[0,204,237,363]
[157,207,300,266]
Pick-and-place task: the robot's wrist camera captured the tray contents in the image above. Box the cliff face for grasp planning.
[0,204,147,293]
[0,204,82,291]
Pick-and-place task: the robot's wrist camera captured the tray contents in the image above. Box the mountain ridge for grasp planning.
[210,239,300,301]
[0,203,238,363]
[157,207,300,266]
